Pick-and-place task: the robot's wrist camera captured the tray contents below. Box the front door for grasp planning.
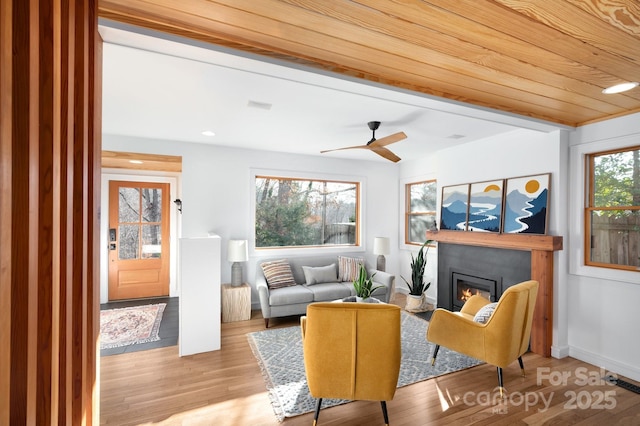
[108,180,170,300]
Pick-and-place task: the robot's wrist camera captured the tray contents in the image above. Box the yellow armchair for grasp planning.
[426,280,539,395]
[301,302,401,425]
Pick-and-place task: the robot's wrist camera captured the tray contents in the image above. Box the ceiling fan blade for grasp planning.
[369,145,401,163]
[369,132,407,147]
[320,144,368,154]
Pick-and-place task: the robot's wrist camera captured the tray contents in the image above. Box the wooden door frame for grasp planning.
[100,171,181,304]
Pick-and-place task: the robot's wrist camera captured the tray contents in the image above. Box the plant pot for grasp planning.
[405,293,430,313]
[355,296,371,303]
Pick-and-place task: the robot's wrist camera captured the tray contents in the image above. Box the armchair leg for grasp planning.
[518,356,526,377]
[313,398,323,426]
[264,318,269,328]
[431,344,440,366]
[380,401,389,426]
[497,367,505,398]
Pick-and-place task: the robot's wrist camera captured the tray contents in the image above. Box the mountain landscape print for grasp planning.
[503,174,550,234]
[440,184,469,231]
[468,180,504,232]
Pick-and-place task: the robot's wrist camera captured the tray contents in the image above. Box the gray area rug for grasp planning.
[247,311,482,422]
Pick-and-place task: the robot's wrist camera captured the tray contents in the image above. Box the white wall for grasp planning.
[567,112,640,382]
[103,134,400,306]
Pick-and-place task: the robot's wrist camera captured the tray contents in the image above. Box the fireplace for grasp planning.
[452,271,498,311]
[437,243,530,312]
[427,230,563,357]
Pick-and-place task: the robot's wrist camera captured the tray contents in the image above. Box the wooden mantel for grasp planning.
[426,230,563,357]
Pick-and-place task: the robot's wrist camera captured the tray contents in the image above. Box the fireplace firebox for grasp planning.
[452,271,498,311]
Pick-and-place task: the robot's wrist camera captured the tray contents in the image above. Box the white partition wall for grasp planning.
[179,235,221,356]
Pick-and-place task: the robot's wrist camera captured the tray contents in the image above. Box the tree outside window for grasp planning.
[406,180,437,245]
[586,146,640,270]
[255,176,359,248]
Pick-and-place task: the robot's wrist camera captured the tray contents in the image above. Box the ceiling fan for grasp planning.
[321,121,407,163]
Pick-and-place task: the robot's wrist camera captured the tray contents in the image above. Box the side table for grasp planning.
[221,283,251,322]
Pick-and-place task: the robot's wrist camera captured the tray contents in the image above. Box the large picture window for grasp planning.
[255,176,359,248]
[586,146,640,270]
[405,179,437,245]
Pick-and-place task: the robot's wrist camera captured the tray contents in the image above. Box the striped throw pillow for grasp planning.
[338,256,364,282]
[261,259,297,289]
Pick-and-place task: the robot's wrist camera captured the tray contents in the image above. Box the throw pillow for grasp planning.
[473,302,498,324]
[337,256,364,282]
[261,260,297,289]
[302,264,337,285]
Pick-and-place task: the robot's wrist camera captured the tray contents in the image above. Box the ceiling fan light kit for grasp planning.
[321,121,407,163]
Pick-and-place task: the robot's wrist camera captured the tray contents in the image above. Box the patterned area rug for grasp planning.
[100,303,166,349]
[247,311,482,422]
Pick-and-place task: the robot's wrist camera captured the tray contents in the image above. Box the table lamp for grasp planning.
[373,237,390,272]
[228,239,248,286]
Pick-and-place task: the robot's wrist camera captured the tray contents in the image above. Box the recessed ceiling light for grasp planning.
[602,82,639,94]
[129,160,143,164]
[201,130,216,137]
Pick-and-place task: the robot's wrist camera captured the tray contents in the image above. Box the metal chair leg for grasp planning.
[518,356,526,377]
[380,401,389,426]
[431,344,440,366]
[312,398,322,426]
[497,367,505,398]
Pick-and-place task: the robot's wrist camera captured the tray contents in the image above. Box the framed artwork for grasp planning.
[503,173,550,234]
[440,184,469,231]
[467,180,504,233]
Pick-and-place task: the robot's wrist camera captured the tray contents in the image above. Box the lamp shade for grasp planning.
[228,240,248,262]
[373,237,390,255]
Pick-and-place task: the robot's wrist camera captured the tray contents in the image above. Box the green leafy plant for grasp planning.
[352,264,382,299]
[402,240,433,296]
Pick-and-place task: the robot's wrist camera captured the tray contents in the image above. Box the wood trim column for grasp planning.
[0,0,100,424]
[531,249,554,357]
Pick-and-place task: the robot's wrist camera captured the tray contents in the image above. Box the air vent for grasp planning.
[247,100,272,110]
[446,134,466,139]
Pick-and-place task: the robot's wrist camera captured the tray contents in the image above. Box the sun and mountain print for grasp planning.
[440,174,549,234]
[468,180,503,233]
[503,174,549,234]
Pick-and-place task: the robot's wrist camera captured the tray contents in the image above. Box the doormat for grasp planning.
[247,311,482,422]
[100,303,166,349]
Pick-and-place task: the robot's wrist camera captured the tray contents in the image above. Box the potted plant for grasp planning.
[401,240,434,312]
[352,264,382,302]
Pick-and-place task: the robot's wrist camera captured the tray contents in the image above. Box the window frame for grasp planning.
[585,145,640,272]
[251,169,364,255]
[404,179,437,246]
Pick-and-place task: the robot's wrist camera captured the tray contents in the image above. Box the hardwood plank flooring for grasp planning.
[100,296,640,425]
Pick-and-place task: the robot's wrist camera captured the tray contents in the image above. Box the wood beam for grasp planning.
[0,0,100,423]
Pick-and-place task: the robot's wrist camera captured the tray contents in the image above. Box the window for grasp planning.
[586,146,640,270]
[255,175,359,248]
[405,180,437,245]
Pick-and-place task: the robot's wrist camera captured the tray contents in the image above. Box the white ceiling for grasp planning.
[99,22,566,163]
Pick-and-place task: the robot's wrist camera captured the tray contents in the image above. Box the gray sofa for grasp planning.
[256,254,394,327]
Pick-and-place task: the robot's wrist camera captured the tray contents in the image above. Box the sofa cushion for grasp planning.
[261,259,297,289]
[268,285,314,306]
[338,256,364,282]
[308,282,352,301]
[302,264,337,285]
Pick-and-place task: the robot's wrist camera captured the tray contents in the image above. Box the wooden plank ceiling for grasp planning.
[98,0,640,127]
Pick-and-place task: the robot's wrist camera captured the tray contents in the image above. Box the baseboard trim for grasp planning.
[569,345,640,382]
[551,345,570,359]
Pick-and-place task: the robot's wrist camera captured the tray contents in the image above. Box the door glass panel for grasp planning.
[142,224,162,258]
[119,187,140,223]
[142,188,162,223]
[119,225,140,260]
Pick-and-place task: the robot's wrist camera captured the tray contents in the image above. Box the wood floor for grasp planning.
[100,296,640,425]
